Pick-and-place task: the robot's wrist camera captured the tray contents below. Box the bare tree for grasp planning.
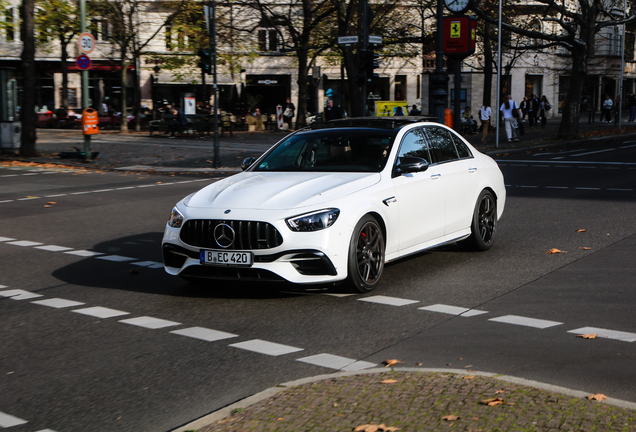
[474,0,636,138]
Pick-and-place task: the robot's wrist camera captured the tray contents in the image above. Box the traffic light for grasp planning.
[197,48,212,75]
[358,50,380,82]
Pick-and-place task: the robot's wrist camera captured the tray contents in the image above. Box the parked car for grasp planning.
[162,117,506,292]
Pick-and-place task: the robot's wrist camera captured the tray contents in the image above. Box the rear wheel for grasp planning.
[464,190,497,251]
[347,215,385,292]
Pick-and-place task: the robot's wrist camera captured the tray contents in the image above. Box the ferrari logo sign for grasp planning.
[443,15,477,58]
[450,21,461,38]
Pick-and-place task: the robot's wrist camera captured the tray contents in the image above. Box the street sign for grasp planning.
[78,32,95,54]
[442,15,476,58]
[368,35,383,45]
[338,36,359,45]
[76,54,92,70]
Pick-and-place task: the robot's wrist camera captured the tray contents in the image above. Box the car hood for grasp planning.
[184,172,381,210]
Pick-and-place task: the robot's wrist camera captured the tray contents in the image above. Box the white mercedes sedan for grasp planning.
[162,118,506,292]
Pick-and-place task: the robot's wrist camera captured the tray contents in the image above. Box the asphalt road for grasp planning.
[1,134,635,432]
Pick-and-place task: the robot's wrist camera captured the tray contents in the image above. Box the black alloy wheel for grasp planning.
[465,189,497,251]
[347,215,385,292]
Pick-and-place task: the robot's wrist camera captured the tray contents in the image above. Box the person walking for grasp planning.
[479,104,492,144]
[519,96,528,122]
[538,95,551,127]
[283,98,295,131]
[500,95,520,143]
[602,95,613,123]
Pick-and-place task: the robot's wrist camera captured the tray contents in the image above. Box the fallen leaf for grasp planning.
[416,362,422,366]
[577,333,597,339]
[441,415,459,421]
[380,379,399,384]
[384,428,400,432]
[481,397,504,406]
[465,365,473,368]
[579,247,592,250]
[576,229,587,232]
[546,248,567,254]
[463,375,475,380]
[383,359,404,367]
[47,202,56,205]
[43,205,52,208]
[333,403,338,407]
[587,393,608,401]
[277,417,284,421]
[495,389,505,394]
[472,417,479,420]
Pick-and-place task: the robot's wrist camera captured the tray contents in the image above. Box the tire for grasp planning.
[464,189,497,251]
[346,215,385,292]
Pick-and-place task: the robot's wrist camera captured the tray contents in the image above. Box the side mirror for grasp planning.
[241,157,256,171]
[397,156,429,174]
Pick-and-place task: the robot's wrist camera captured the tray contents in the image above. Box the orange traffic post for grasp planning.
[82,108,99,135]
[444,108,453,128]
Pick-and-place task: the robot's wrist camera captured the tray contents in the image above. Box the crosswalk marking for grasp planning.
[119,316,181,329]
[0,411,28,427]
[170,327,238,342]
[229,339,304,356]
[296,353,376,371]
[419,304,488,317]
[568,327,636,343]
[489,315,563,329]
[358,295,419,307]
[0,289,43,300]
[32,298,85,309]
[72,306,130,319]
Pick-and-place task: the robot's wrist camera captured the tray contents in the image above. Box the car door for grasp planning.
[423,126,478,236]
[391,127,446,252]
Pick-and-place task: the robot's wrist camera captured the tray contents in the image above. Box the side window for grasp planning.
[425,127,459,163]
[452,134,473,159]
[397,129,431,162]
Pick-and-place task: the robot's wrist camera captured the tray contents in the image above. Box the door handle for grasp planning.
[468,167,478,173]
[431,173,441,179]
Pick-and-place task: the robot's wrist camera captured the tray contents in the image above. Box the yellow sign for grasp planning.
[450,21,461,38]
[374,101,408,117]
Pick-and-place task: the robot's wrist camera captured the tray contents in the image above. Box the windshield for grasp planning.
[252,128,397,173]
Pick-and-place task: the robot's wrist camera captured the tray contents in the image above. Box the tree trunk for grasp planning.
[20,0,37,157]
[482,22,493,107]
[60,38,69,110]
[120,60,129,133]
[557,49,585,139]
[296,49,309,128]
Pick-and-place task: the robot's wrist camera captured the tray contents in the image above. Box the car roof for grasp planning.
[309,116,439,131]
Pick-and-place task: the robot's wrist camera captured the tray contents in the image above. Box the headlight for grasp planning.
[168,207,184,228]
[286,208,340,232]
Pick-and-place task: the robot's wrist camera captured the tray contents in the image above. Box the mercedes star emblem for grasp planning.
[214,223,235,248]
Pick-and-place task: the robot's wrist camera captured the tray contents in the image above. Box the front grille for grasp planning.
[180,265,286,282]
[180,219,283,250]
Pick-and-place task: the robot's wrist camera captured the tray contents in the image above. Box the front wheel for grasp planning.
[347,215,385,292]
[464,190,497,251]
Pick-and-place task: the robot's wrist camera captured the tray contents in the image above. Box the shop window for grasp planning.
[258,28,278,52]
[90,18,110,41]
[4,8,16,42]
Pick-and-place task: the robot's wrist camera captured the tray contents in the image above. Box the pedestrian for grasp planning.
[602,95,613,123]
[629,94,636,122]
[479,103,492,144]
[408,104,421,116]
[168,106,188,138]
[394,106,405,116]
[462,106,478,133]
[500,95,520,143]
[519,97,528,123]
[538,95,551,127]
[531,94,540,127]
[324,99,342,121]
[283,98,295,131]
[614,94,621,124]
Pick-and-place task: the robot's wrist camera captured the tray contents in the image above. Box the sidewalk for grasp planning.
[2,114,636,174]
[177,369,636,432]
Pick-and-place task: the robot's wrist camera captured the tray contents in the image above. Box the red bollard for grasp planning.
[444,108,453,128]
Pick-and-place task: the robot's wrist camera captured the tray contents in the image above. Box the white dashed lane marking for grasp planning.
[489,315,563,329]
[229,339,304,356]
[0,411,28,427]
[119,316,181,329]
[297,353,377,371]
[6,240,44,247]
[34,245,74,252]
[71,306,130,319]
[419,304,488,317]
[96,255,136,262]
[32,298,85,308]
[0,289,43,300]
[358,295,420,307]
[568,327,636,343]
[170,327,238,342]
[64,250,104,257]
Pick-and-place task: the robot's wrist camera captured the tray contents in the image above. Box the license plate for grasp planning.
[200,249,253,266]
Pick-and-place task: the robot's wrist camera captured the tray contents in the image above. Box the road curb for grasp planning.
[170,367,636,432]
